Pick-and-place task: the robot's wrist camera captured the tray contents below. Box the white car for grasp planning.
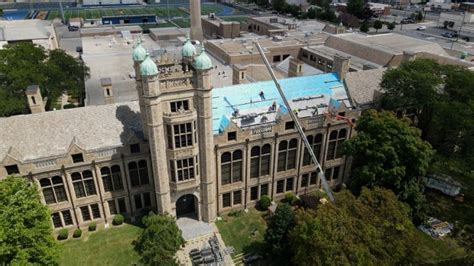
[416,26,427,31]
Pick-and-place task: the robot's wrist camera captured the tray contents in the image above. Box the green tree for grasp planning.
[347,0,365,18]
[373,20,383,32]
[134,212,184,265]
[290,188,418,265]
[0,43,89,117]
[272,0,287,13]
[0,176,59,264]
[380,59,474,159]
[387,22,396,31]
[264,203,295,261]
[359,21,370,33]
[344,110,433,223]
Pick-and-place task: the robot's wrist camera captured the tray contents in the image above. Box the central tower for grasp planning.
[190,0,203,42]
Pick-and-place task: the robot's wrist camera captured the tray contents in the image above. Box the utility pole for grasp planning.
[451,11,466,50]
[59,0,66,24]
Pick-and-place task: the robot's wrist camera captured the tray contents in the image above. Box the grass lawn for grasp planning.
[59,224,143,266]
[216,208,267,257]
[222,16,248,23]
[414,229,467,263]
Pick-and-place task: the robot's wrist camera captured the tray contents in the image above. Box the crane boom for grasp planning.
[253,41,335,202]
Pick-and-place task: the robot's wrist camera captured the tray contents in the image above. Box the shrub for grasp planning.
[259,195,272,210]
[73,228,82,238]
[57,229,69,240]
[63,103,76,109]
[89,222,97,231]
[283,192,299,205]
[113,214,124,225]
[228,210,244,217]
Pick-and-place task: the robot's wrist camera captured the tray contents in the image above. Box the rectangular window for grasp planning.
[71,153,84,163]
[108,200,117,215]
[62,210,73,225]
[260,184,269,197]
[143,192,151,208]
[52,212,62,228]
[118,198,127,213]
[170,100,189,112]
[286,177,294,192]
[5,164,19,175]
[222,193,231,208]
[81,206,91,221]
[250,186,258,200]
[172,157,197,182]
[276,180,284,194]
[273,55,281,62]
[233,190,242,205]
[172,123,194,149]
[130,143,140,153]
[301,173,309,187]
[310,171,318,185]
[91,204,101,219]
[285,121,295,130]
[227,131,236,141]
[134,194,142,210]
[333,166,340,181]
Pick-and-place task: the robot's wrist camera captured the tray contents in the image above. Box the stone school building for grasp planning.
[0,40,358,230]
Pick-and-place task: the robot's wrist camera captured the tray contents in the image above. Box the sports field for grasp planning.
[46,3,237,20]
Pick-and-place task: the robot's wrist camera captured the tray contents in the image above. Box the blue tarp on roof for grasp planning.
[212,73,343,134]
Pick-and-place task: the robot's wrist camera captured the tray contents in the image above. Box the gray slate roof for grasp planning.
[344,68,386,108]
[0,101,142,162]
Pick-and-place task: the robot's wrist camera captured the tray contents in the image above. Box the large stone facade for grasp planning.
[0,43,358,232]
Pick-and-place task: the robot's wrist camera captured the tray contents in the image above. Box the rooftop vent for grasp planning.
[209,13,216,20]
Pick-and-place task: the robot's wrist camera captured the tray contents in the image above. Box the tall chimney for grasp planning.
[288,57,304,77]
[101,77,114,104]
[333,54,350,80]
[232,64,247,85]
[25,85,45,114]
[190,0,203,42]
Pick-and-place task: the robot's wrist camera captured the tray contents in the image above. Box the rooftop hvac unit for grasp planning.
[269,18,278,23]
[273,35,283,42]
[209,13,216,20]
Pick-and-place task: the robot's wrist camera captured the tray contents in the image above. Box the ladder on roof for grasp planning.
[254,41,335,203]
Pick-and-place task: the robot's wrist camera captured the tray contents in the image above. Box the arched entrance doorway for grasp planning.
[176,194,197,218]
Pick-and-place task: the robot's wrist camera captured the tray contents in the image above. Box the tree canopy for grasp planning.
[134,212,184,265]
[290,188,418,265]
[0,176,59,265]
[0,43,89,117]
[344,110,433,223]
[264,203,295,261]
[380,59,474,161]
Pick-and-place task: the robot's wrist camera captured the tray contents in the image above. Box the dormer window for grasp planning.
[5,164,19,175]
[130,144,141,154]
[71,153,84,163]
[170,100,189,112]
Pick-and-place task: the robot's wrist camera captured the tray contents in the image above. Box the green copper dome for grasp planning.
[140,55,158,76]
[182,37,196,58]
[194,47,213,70]
[132,41,147,62]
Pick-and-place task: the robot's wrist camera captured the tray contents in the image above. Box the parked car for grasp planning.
[68,25,79,31]
[401,18,415,24]
[441,32,456,38]
[416,26,426,31]
[242,254,263,264]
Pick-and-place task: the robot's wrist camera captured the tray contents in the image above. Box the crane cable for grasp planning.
[254,41,335,202]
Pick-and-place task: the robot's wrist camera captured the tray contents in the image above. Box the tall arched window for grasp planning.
[250,144,271,178]
[101,165,124,192]
[277,139,298,172]
[128,160,149,187]
[303,134,323,166]
[326,128,347,161]
[221,150,243,185]
[71,170,96,198]
[40,176,67,204]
